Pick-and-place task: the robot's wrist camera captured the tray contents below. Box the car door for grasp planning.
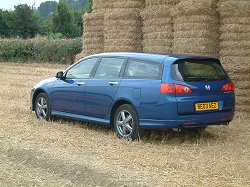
[119,59,163,119]
[84,57,126,118]
[51,58,99,115]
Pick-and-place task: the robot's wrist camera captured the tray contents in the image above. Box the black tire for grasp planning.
[114,104,141,141]
[35,93,51,121]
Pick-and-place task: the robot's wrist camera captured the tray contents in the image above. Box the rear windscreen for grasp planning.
[171,59,227,82]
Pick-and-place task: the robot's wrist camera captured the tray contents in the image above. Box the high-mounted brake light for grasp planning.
[160,83,192,94]
[222,82,234,92]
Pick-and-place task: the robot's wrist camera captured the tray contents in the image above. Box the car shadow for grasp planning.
[140,128,221,144]
[51,117,222,144]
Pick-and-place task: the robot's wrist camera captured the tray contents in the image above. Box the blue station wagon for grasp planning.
[31,53,235,140]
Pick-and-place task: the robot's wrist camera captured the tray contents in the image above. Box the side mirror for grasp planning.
[55,71,65,79]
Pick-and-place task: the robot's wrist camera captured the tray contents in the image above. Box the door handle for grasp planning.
[109,81,119,86]
[76,81,85,86]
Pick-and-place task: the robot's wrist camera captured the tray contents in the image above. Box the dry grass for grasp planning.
[0,62,249,186]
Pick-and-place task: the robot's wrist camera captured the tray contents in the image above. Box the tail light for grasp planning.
[222,82,234,92]
[161,83,192,94]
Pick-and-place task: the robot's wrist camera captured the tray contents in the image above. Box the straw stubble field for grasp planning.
[0,63,249,186]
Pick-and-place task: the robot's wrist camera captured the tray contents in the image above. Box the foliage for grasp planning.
[37,1,58,20]
[0,0,92,39]
[52,0,80,38]
[0,37,82,63]
[0,5,42,39]
[46,32,64,40]
[86,0,93,13]
[10,4,41,39]
[0,10,9,38]
[64,0,89,12]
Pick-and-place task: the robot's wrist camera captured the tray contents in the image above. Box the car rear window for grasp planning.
[171,59,227,82]
[125,59,162,79]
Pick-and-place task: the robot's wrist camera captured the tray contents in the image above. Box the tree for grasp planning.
[0,10,9,37]
[86,0,93,13]
[10,4,41,38]
[73,11,83,37]
[64,0,88,11]
[52,0,77,38]
[37,1,58,20]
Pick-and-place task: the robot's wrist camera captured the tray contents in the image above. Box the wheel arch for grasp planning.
[32,89,47,110]
[110,99,138,126]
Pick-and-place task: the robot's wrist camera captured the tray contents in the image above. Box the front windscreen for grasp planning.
[171,59,227,82]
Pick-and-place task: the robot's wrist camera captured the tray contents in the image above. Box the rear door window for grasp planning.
[125,59,162,79]
[94,58,125,78]
[171,59,227,82]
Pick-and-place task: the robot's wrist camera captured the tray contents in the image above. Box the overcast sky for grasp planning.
[0,0,59,10]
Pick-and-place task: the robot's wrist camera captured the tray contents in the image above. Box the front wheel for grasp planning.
[35,93,51,121]
[114,104,141,141]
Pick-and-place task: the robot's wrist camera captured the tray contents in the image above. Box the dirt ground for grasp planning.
[0,62,249,186]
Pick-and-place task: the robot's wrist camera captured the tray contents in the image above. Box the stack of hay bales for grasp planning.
[141,0,180,53]
[219,0,250,112]
[82,12,104,56]
[173,0,219,56]
[103,0,144,52]
[76,0,113,60]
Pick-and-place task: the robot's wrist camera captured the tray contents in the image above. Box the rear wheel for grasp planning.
[114,104,140,140]
[35,93,51,121]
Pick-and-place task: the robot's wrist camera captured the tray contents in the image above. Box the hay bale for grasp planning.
[173,0,219,56]
[104,32,142,40]
[174,23,218,32]
[113,1,143,9]
[219,0,250,112]
[83,12,105,55]
[220,41,250,50]
[235,89,250,96]
[143,39,173,47]
[105,45,142,52]
[103,4,143,53]
[105,39,141,46]
[174,0,218,16]
[143,32,173,39]
[220,57,250,71]
[142,25,173,33]
[92,0,114,10]
[143,46,172,53]
[145,0,180,6]
[221,17,250,24]
[141,5,172,19]
[141,2,175,53]
[220,24,250,33]
[174,15,218,23]
[105,9,140,20]
[219,0,250,17]
[75,51,86,61]
[220,33,250,41]
[104,19,141,26]
[143,18,172,25]
[220,49,250,56]
[174,30,218,39]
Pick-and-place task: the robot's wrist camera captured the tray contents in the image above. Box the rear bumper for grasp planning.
[139,110,234,129]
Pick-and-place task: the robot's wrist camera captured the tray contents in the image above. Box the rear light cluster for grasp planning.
[222,82,234,92]
[161,83,192,94]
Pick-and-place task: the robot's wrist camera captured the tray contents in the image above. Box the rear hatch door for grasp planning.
[171,58,235,115]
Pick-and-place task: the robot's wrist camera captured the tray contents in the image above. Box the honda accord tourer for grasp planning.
[31,53,235,140]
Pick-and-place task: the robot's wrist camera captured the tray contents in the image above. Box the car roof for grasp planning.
[88,52,218,65]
